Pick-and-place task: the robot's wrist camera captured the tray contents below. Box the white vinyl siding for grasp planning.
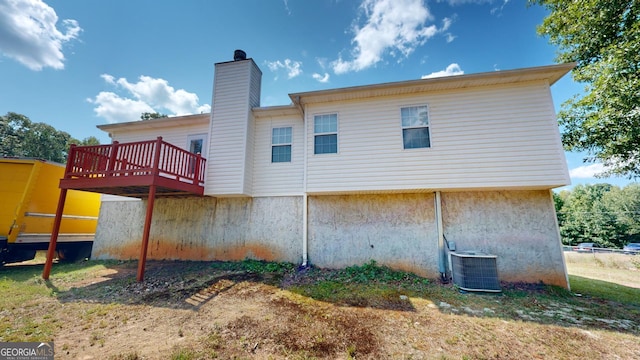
[304,81,569,193]
[109,122,209,153]
[205,60,261,196]
[252,116,304,196]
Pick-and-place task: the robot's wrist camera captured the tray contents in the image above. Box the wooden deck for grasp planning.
[44,137,207,282]
[59,137,206,198]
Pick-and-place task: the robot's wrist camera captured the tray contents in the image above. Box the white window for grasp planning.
[272,127,292,163]
[314,114,337,154]
[401,105,430,149]
[187,134,207,174]
[187,133,207,158]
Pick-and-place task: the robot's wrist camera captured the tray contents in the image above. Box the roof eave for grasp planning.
[289,62,576,105]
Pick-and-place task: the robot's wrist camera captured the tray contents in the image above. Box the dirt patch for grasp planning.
[3,258,640,359]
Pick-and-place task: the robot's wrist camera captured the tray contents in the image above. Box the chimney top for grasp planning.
[234,49,247,61]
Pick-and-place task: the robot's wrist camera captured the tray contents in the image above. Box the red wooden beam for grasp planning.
[42,188,67,280]
[43,146,77,280]
[135,137,163,282]
[137,185,156,282]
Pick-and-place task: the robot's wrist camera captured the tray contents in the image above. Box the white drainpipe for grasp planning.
[302,193,308,266]
[435,191,446,279]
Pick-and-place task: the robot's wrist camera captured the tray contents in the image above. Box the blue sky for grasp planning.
[0,0,635,189]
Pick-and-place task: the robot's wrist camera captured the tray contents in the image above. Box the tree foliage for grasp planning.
[534,0,640,178]
[556,183,640,247]
[140,112,168,121]
[0,112,99,163]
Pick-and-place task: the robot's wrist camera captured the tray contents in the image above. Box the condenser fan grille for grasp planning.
[451,251,501,292]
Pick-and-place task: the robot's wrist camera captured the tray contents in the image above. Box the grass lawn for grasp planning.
[0,252,638,359]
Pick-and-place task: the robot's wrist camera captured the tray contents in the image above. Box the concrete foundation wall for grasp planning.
[94,190,567,287]
[441,190,568,287]
[307,194,439,278]
[93,196,302,263]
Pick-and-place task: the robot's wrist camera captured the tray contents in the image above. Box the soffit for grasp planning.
[97,113,210,134]
[289,63,575,105]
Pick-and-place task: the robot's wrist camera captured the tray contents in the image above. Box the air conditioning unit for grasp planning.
[450,251,501,292]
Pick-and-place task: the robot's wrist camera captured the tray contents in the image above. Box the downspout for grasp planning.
[294,95,309,267]
[302,193,308,266]
[435,191,447,281]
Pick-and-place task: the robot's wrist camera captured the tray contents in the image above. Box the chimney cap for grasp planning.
[234,49,247,61]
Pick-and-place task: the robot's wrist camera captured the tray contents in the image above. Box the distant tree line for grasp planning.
[0,112,100,163]
[554,184,640,248]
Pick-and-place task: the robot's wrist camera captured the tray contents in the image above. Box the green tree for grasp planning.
[553,191,567,226]
[558,184,614,246]
[534,0,640,178]
[140,112,168,120]
[557,183,640,247]
[0,112,99,163]
[0,112,30,157]
[602,184,640,244]
[75,136,101,146]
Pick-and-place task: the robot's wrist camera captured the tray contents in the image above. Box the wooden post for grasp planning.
[137,185,156,282]
[193,153,201,185]
[43,145,76,280]
[135,137,163,282]
[42,189,67,280]
[106,141,119,177]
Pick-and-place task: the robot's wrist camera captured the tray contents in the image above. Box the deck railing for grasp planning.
[65,137,206,186]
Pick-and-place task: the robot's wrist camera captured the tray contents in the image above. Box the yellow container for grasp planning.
[0,158,101,262]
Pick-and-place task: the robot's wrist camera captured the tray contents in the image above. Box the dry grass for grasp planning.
[564,251,640,289]
[0,253,638,359]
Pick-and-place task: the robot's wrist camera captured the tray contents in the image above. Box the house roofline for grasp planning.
[252,104,299,118]
[96,63,575,133]
[289,62,576,105]
[97,113,210,134]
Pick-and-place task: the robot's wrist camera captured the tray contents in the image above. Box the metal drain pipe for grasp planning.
[302,193,308,266]
[435,191,446,281]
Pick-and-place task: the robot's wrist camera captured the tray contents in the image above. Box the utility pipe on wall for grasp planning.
[435,191,446,280]
[302,193,308,266]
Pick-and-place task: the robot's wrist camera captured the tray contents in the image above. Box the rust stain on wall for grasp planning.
[94,196,301,264]
[93,240,282,262]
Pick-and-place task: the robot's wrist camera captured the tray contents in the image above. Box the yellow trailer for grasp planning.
[0,158,101,264]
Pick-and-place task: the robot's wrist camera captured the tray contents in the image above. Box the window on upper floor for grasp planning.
[314,113,338,154]
[272,127,292,163]
[401,105,430,149]
[187,133,207,174]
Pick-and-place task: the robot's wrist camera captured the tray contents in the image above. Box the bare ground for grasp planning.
[2,257,640,359]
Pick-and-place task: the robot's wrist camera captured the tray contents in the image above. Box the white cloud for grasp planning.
[283,0,291,15]
[441,16,457,43]
[312,73,330,83]
[569,163,606,179]
[0,0,81,70]
[88,74,211,123]
[266,59,303,79]
[88,92,155,124]
[331,0,445,74]
[421,63,464,79]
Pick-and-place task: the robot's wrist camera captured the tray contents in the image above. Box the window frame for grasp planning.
[313,113,338,155]
[186,133,208,158]
[400,105,431,150]
[186,133,208,175]
[271,126,293,163]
